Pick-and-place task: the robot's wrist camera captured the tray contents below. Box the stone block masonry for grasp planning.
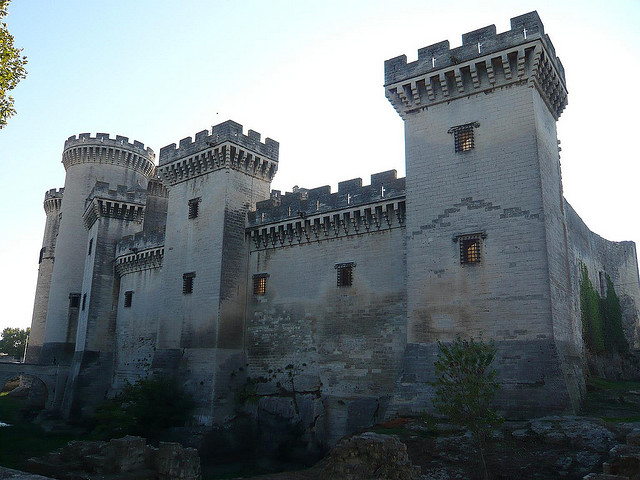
[25,11,640,445]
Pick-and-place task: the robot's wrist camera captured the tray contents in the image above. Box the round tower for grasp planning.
[40,133,155,364]
[25,188,64,363]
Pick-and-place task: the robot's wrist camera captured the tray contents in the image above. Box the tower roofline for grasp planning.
[385,11,568,120]
[64,133,154,157]
[384,11,564,88]
[158,120,279,166]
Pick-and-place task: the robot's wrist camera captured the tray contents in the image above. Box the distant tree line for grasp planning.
[0,327,29,359]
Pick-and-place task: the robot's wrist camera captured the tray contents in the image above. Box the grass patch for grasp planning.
[587,376,640,392]
[0,395,82,471]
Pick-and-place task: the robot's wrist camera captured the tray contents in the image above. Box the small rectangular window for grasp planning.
[88,238,93,255]
[81,293,87,311]
[188,198,201,219]
[253,273,269,295]
[448,122,479,153]
[335,262,356,287]
[461,238,481,264]
[455,233,486,265]
[39,247,45,264]
[124,290,133,308]
[183,272,196,294]
[69,293,80,309]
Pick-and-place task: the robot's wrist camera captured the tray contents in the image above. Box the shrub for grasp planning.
[93,376,194,439]
[433,336,502,480]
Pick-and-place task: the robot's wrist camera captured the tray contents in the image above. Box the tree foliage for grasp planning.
[433,336,502,479]
[0,0,27,129]
[93,376,195,439]
[580,264,628,354]
[0,327,29,358]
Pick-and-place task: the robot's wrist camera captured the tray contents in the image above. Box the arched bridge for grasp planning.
[0,362,69,410]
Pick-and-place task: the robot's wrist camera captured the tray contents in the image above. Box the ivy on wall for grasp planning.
[579,264,628,354]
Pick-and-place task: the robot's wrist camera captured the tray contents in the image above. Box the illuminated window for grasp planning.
[188,198,201,219]
[455,233,486,265]
[124,290,133,308]
[448,122,479,153]
[183,272,196,294]
[335,262,356,287]
[253,273,269,296]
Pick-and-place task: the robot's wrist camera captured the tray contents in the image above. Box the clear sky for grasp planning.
[1,0,639,332]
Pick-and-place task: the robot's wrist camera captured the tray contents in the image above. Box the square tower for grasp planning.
[155,120,278,424]
[386,12,582,415]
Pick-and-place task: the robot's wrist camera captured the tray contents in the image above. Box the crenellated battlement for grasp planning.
[62,132,156,178]
[43,188,64,214]
[146,177,169,198]
[157,120,279,186]
[64,133,153,156]
[82,181,147,229]
[249,169,405,227]
[246,170,406,250]
[159,120,279,166]
[385,11,567,120]
[115,230,165,276]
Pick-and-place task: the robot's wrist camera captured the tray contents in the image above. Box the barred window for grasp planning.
[183,272,196,294]
[253,273,269,296]
[335,262,356,287]
[124,290,133,308]
[454,232,486,265]
[448,122,479,153]
[461,238,481,264]
[188,197,201,219]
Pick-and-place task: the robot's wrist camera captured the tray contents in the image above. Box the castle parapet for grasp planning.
[385,11,567,120]
[115,230,165,276]
[44,188,64,214]
[62,133,156,178]
[249,169,405,226]
[82,182,147,229]
[158,120,279,185]
[159,120,279,165]
[146,177,169,198]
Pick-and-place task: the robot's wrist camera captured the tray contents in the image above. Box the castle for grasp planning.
[24,11,640,443]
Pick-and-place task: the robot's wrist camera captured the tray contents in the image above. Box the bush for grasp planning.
[432,336,502,480]
[93,376,194,439]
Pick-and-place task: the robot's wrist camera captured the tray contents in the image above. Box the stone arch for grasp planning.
[0,373,49,412]
[0,365,67,410]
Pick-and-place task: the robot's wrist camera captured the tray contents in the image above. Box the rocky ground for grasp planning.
[4,377,640,479]
[224,378,640,480]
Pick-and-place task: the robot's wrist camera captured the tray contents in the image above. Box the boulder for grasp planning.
[321,432,421,480]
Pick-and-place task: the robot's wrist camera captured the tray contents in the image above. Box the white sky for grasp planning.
[1,0,639,332]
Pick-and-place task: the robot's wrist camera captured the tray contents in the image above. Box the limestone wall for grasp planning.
[155,122,277,425]
[565,202,640,349]
[246,196,406,443]
[42,134,154,364]
[27,188,63,363]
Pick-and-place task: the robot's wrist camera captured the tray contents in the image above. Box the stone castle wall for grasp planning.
[25,11,640,445]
